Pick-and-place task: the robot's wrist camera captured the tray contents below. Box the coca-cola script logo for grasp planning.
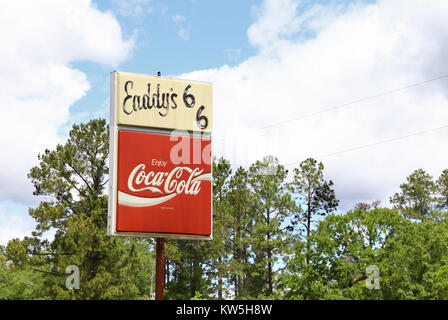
[118,164,211,207]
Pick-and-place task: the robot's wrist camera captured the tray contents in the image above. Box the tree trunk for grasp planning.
[218,255,223,299]
[305,190,312,265]
[266,208,273,295]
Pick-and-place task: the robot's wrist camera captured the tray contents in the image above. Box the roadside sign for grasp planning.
[108,71,213,240]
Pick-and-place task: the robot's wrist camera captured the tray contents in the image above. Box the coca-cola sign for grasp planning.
[109,130,212,239]
[121,165,210,206]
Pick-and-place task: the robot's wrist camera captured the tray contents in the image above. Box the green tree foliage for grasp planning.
[247,156,296,298]
[289,158,339,265]
[390,169,437,220]
[0,244,47,299]
[3,118,448,300]
[210,157,233,299]
[227,166,255,299]
[437,169,448,211]
[281,209,448,300]
[3,119,153,299]
[165,240,209,299]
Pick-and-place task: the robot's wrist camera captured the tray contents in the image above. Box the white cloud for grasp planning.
[181,0,448,210]
[172,14,186,24]
[112,0,152,17]
[247,0,302,48]
[172,14,190,41]
[0,0,133,204]
[247,0,351,52]
[0,202,36,246]
[177,27,190,41]
[0,201,56,246]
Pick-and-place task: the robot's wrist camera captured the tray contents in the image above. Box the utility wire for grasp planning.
[214,73,448,145]
[284,123,448,167]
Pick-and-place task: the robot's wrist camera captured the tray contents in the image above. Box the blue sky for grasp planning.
[1,0,448,245]
[68,0,261,124]
[68,0,374,130]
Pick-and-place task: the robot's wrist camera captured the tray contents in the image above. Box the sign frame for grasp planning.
[107,71,213,240]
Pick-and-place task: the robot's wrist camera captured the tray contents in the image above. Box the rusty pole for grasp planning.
[155,237,165,300]
[155,71,165,301]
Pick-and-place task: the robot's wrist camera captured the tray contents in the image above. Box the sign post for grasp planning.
[155,237,165,300]
[107,70,213,300]
[155,72,165,301]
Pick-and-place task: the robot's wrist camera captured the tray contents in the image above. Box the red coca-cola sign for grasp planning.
[111,130,212,238]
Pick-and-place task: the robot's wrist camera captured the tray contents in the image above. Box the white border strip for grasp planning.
[107,71,118,236]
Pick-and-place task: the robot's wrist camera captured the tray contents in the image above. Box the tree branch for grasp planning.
[30,267,66,277]
[344,274,367,288]
[62,175,86,198]
[100,179,109,187]
[67,163,95,195]
[30,252,74,256]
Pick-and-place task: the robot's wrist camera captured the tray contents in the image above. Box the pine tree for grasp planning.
[289,158,339,265]
[390,169,437,220]
[247,156,295,297]
[436,169,448,211]
[211,157,233,299]
[227,166,254,298]
[4,119,153,299]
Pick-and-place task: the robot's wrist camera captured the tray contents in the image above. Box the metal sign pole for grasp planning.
[154,71,165,301]
[155,237,165,300]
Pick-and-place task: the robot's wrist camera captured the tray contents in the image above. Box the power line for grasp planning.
[214,73,448,145]
[284,123,448,167]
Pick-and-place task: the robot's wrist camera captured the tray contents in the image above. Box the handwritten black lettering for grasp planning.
[171,93,178,109]
[145,84,154,109]
[121,81,206,130]
[159,92,169,117]
[196,105,208,129]
[133,95,141,111]
[123,80,134,115]
[183,84,195,108]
